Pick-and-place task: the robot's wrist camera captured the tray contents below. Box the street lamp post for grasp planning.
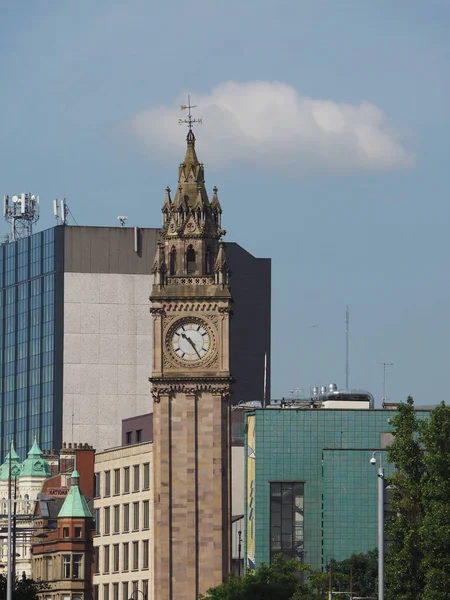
[237,530,242,577]
[370,451,385,600]
[128,589,147,600]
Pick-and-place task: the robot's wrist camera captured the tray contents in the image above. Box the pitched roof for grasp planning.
[20,438,51,478]
[58,471,92,519]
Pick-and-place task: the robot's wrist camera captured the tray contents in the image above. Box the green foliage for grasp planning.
[0,573,49,600]
[201,551,378,600]
[200,555,309,600]
[386,397,450,600]
[330,550,378,598]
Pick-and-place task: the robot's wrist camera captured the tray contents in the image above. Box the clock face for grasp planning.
[171,321,211,362]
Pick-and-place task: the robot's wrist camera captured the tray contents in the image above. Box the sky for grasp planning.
[1,0,450,405]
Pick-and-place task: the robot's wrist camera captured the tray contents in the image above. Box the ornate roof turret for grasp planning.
[20,437,51,478]
[214,242,230,285]
[211,186,222,213]
[162,187,172,213]
[58,469,92,518]
[152,241,167,286]
[0,441,22,480]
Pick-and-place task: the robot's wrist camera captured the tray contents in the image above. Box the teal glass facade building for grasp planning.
[244,407,430,572]
[0,227,64,460]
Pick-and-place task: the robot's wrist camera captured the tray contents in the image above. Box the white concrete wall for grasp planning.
[62,273,154,451]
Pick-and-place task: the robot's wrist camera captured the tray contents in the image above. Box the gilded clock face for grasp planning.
[170,320,211,362]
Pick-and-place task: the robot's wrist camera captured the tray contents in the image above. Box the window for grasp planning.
[62,554,82,579]
[132,541,139,570]
[63,527,69,538]
[94,508,101,534]
[143,463,150,490]
[104,507,110,535]
[133,502,139,530]
[123,503,130,532]
[124,467,130,493]
[143,540,149,569]
[113,505,120,533]
[104,545,110,573]
[169,247,176,275]
[123,542,129,571]
[113,583,119,600]
[73,554,82,579]
[122,582,128,600]
[75,526,82,538]
[126,432,132,445]
[62,555,70,579]
[113,544,119,572]
[136,429,142,442]
[132,582,138,596]
[94,547,100,574]
[94,472,101,497]
[133,465,140,491]
[142,580,149,600]
[270,482,304,563]
[103,584,109,600]
[94,585,99,600]
[143,500,149,529]
[105,471,111,496]
[114,469,120,494]
[187,245,196,274]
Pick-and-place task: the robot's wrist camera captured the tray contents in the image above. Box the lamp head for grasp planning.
[370,456,377,465]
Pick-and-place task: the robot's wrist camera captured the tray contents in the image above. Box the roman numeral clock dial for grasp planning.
[170,320,211,363]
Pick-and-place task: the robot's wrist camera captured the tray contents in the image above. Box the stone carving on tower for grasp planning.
[150,99,232,600]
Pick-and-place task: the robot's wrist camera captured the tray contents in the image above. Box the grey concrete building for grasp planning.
[0,224,270,460]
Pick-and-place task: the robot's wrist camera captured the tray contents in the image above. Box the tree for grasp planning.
[419,402,450,600]
[386,397,450,600]
[386,396,425,600]
[200,555,311,600]
[0,573,49,600]
[329,550,378,598]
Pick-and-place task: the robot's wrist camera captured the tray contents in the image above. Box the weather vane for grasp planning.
[179,95,202,135]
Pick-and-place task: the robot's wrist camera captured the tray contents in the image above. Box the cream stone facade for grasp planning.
[93,442,153,600]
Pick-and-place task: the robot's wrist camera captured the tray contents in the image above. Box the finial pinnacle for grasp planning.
[179,94,202,141]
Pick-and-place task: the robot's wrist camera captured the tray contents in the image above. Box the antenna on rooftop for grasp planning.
[382,362,394,404]
[117,216,128,227]
[3,193,40,241]
[345,306,349,389]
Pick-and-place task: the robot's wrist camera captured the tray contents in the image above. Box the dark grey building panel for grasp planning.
[63,226,159,275]
[227,243,271,404]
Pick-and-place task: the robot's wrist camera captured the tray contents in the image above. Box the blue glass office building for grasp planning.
[0,225,271,461]
[0,227,64,460]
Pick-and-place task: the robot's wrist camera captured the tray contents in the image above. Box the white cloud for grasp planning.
[127,81,414,176]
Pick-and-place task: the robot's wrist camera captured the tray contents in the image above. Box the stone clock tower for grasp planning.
[150,115,232,600]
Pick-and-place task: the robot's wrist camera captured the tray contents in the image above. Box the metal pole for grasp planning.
[345,306,349,389]
[237,530,242,577]
[7,442,13,600]
[378,459,385,600]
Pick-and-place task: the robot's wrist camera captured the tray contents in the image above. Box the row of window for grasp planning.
[94,463,150,497]
[94,500,150,535]
[94,580,149,600]
[94,540,150,574]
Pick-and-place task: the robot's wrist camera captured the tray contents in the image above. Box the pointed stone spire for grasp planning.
[152,241,167,286]
[162,186,172,213]
[214,242,230,285]
[211,186,222,213]
[58,469,92,518]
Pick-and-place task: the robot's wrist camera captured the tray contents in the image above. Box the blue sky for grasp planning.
[1,0,450,404]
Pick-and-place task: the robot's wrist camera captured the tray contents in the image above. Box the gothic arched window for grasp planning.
[169,247,176,276]
[187,246,196,274]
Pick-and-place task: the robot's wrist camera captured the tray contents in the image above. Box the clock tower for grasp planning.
[150,109,232,600]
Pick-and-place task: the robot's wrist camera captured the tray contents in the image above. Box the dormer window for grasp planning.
[187,246,196,274]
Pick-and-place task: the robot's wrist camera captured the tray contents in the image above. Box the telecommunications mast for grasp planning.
[3,193,40,241]
[53,198,68,225]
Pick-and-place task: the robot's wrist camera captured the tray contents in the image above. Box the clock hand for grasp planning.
[181,333,202,359]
